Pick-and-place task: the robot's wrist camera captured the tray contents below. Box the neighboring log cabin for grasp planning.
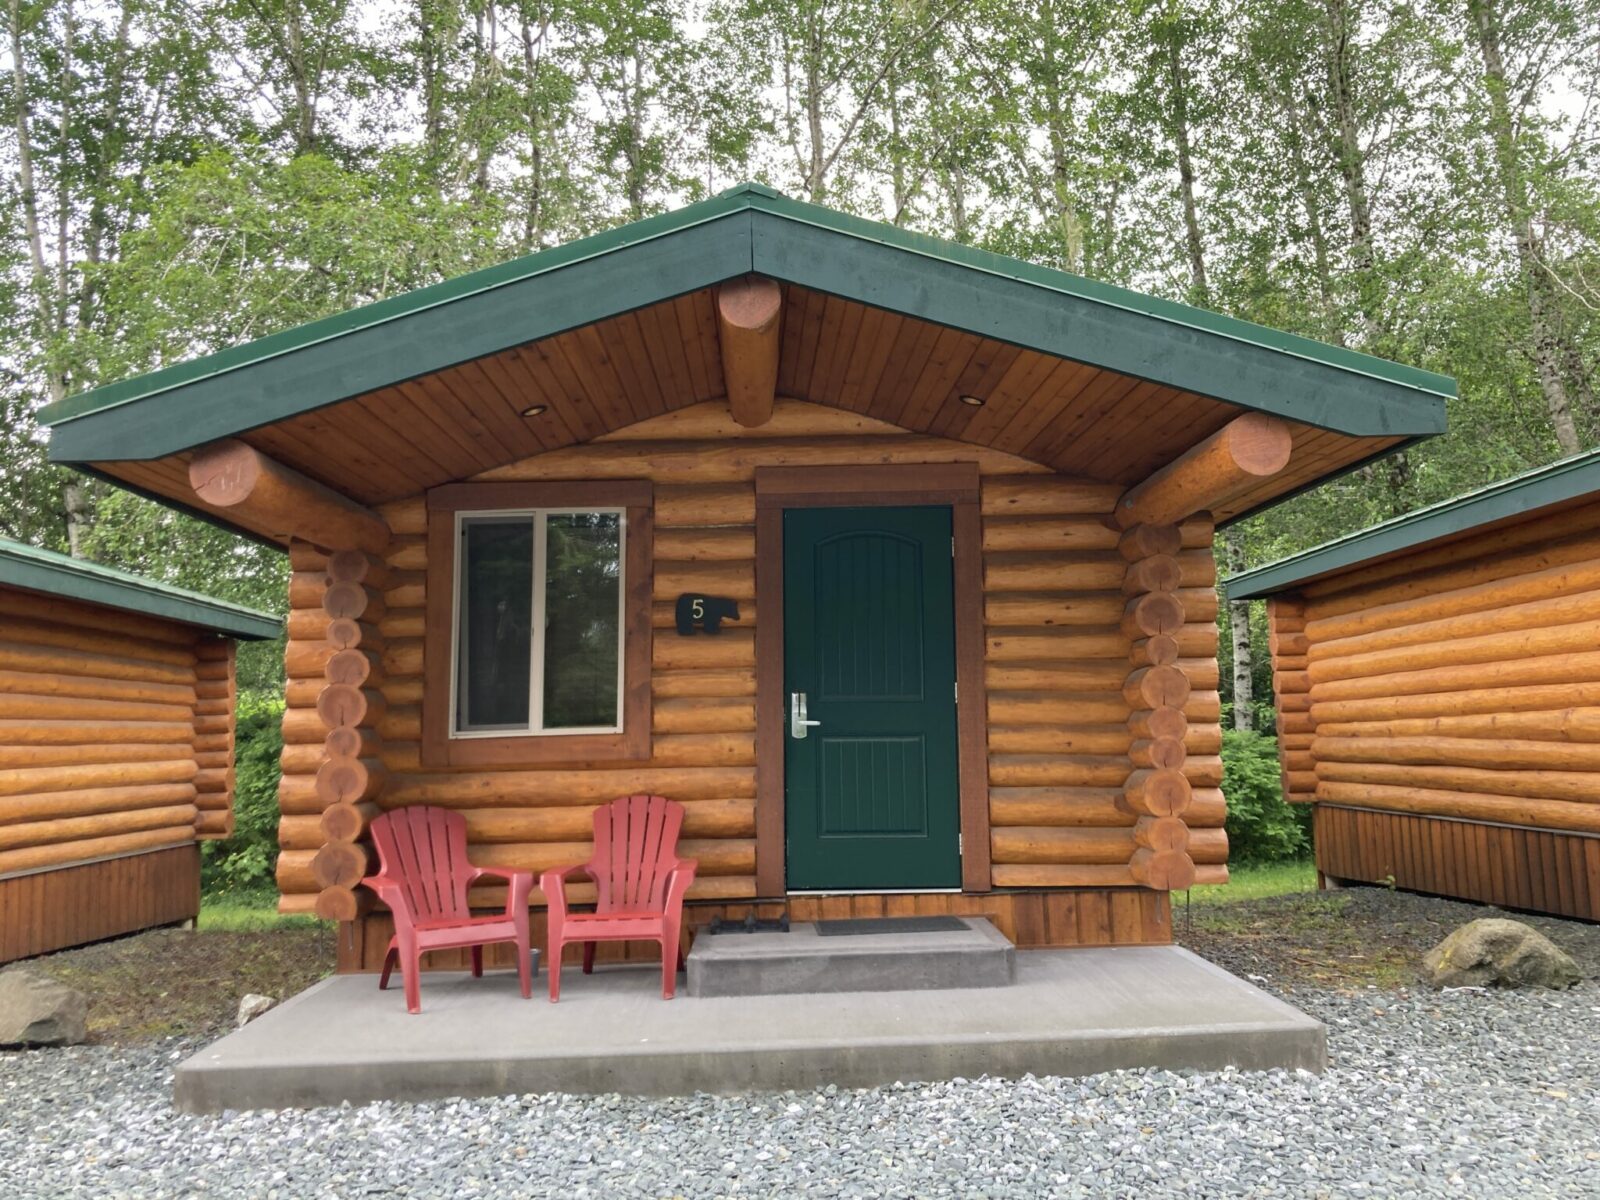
[37,185,1452,969]
[0,540,280,963]
[1229,450,1600,922]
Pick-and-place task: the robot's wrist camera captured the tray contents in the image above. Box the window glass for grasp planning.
[457,519,533,731]
[542,512,622,729]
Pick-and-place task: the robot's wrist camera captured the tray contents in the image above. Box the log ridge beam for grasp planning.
[716,276,783,429]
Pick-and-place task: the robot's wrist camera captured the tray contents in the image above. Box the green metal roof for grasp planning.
[0,538,283,639]
[1225,447,1600,600]
[42,184,1452,465]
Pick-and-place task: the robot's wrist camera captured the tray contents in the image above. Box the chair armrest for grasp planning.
[538,863,591,920]
[360,875,409,926]
[665,859,698,909]
[472,866,534,914]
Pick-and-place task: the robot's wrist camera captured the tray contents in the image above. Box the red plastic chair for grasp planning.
[541,794,698,1001]
[361,806,535,1014]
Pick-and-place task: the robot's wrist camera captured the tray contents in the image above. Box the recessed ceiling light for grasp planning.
[521,403,548,417]
[958,394,986,407]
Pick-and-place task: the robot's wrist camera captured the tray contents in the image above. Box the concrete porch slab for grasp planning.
[174,947,1326,1113]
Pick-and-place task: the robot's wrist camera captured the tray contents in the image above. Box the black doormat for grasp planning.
[814,916,968,937]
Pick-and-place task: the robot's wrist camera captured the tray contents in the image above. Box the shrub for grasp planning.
[1220,728,1311,864]
[200,692,284,897]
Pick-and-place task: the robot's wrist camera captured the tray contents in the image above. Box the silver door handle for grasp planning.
[790,692,822,739]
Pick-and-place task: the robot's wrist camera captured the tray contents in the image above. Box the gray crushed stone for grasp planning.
[5,891,1600,1199]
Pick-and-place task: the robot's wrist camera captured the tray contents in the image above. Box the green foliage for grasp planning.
[200,692,284,897]
[1185,859,1317,905]
[1220,729,1312,864]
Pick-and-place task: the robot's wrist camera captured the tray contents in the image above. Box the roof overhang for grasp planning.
[40,184,1452,534]
[1226,448,1600,600]
[0,539,283,639]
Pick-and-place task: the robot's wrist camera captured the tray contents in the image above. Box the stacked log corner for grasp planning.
[1266,598,1314,803]
[192,637,238,838]
[275,541,388,919]
[982,483,1226,890]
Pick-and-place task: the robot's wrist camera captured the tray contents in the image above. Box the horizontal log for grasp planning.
[281,707,326,745]
[985,552,1134,593]
[654,483,756,527]
[981,476,1122,517]
[1308,620,1600,687]
[325,580,384,624]
[385,572,425,611]
[983,515,1122,553]
[988,787,1127,828]
[653,527,754,561]
[1314,781,1600,833]
[382,640,422,679]
[987,726,1131,756]
[377,704,422,743]
[379,612,426,640]
[0,759,197,800]
[1312,680,1600,725]
[0,668,194,709]
[284,640,335,680]
[1130,737,1185,770]
[1315,707,1600,744]
[192,768,233,793]
[1316,759,1600,803]
[987,691,1130,726]
[1313,734,1600,773]
[325,725,382,759]
[378,497,424,537]
[385,678,424,706]
[654,629,754,671]
[312,841,375,889]
[0,617,194,669]
[0,640,195,688]
[990,825,1147,865]
[0,718,191,747]
[985,587,1214,628]
[317,684,386,730]
[276,774,323,816]
[1191,864,1229,886]
[988,756,1132,788]
[1307,555,1600,643]
[288,571,328,610]
[986,661,1132,692]
[718,275,781,427]
[0,590,197,646]
[1117,523,1183,561]
[315,886,369,922]
[989,863,1136,887]
[382,766,757,807]
[0,804,198,852]
[0,743,193,770]
[288,541,329,572]
[373,797,755,845]
[195,809,234,839]
[325,647,380,687]
[652,668,757,699]
[0,825,193,875]
[653,561,755,602]
[1313,648,1600,707]
[653,696,756,734]
[1129,635,1178,668]
[1128,707,1186,742]
[0,783,198,825]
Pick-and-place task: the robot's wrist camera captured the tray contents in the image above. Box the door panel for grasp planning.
[784,506,961,890]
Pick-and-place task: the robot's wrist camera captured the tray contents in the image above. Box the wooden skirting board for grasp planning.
[0,844,200,963]
[333,888,1174,973]
[1316,805,1600,922]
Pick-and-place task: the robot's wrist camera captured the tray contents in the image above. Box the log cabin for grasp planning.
[37,185,1452,969]
[0,539,280,962]
[1228,449,1600,921]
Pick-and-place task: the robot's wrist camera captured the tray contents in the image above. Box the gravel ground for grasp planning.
[4,891,1599,1199]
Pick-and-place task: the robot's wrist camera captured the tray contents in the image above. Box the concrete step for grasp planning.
[685,916,1015,997]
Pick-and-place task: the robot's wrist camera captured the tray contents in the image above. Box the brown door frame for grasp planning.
[752,463,991,897]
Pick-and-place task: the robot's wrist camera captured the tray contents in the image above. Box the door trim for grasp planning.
[753,463,990,897]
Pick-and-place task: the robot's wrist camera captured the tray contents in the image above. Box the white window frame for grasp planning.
[449,507,627,739]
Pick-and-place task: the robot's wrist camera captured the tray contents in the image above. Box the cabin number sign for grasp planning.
[675,594,740,635]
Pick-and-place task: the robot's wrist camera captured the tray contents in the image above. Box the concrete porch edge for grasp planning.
[175,947,1326,1113]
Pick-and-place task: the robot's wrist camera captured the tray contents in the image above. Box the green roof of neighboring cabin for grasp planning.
[1225,448,1600,600]
[0,539,282,640]
[41,184,1452,463]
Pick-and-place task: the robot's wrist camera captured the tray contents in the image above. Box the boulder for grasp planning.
[0,968,89,1046]
[236,993,277,1028]
[1423,918,1581,990]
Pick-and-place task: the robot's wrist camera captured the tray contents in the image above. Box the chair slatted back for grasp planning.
[590,795,684,914]
[371,807,475,923]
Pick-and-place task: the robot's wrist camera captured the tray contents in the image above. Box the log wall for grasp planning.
[277,399,1227,949]
[0,586,239,960]
[1266,498,1600,914]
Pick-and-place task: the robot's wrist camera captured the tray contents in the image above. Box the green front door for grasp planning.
[783,506,962,891]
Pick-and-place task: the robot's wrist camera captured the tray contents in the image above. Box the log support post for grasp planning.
[717,275,782,429]
[1118,524,1197,891]
[308,548,389,922]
